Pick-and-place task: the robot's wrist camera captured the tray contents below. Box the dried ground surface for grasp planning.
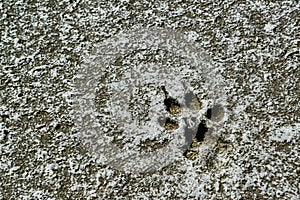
[0,0,299,199]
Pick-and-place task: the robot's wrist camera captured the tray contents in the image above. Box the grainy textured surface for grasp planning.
[0,0,299,199]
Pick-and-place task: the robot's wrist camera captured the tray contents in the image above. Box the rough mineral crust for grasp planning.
[0,0,299,199]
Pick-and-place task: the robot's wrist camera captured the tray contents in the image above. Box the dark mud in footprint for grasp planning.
[183,104,221,159]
